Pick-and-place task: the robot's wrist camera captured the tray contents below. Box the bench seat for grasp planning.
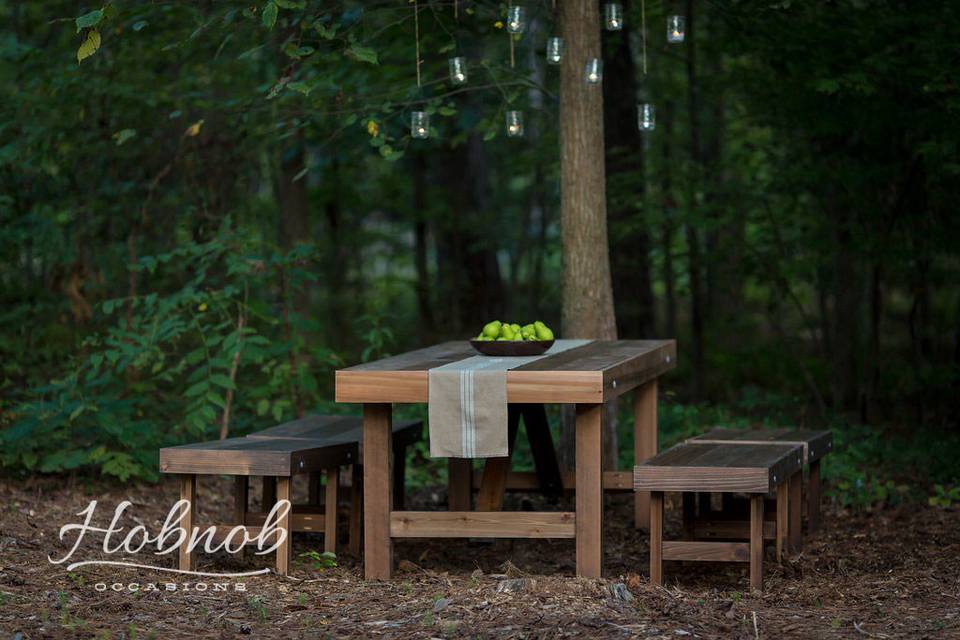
[159,415,422,575]
[635,442,803,591]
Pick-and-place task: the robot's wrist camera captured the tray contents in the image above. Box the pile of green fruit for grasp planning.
[475,320,555,341]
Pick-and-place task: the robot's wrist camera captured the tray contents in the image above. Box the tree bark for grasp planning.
[661,101,677,339]
[413,152,434,342]
[558,1,618,470]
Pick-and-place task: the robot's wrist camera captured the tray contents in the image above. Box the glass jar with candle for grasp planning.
[638,103,655,131]
[506,5,526,34]
[448,56,467,85]
[505,110,524,137]
[584,58,603,84]
[411,111,429,139]
[546,37,563,65]
[667,15,685,43]
[604,3,624,31]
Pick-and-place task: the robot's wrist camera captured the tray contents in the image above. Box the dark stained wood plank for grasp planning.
[690,428,832,465]
[633,443,803,493]
[776,481,788,563]
[159,437,357,476]
[343,341,477,372]
[809,459,822,533]
[789,471,802,553]
[447,459,472,510]
[363,404,393,580]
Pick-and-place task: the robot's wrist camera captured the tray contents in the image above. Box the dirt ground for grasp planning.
[0,474,958,639]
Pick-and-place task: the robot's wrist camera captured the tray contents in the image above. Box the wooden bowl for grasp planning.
[469,340,555,357]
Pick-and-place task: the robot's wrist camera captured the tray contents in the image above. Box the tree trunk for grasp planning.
[661,101,677,339]
[558,1,618,470]
[685,0,705,399]
[603,0,655,339]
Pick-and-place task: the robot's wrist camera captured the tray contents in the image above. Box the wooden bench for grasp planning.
[634,442,803,590]
[687,428,832,544]
[159,416,421,575]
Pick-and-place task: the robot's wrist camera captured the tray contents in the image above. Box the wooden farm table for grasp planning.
[335,339,676,579]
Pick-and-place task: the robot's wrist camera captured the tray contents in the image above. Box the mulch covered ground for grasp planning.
[0,475,958,639]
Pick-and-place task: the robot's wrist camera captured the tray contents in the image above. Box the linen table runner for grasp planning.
[428,340,592,458]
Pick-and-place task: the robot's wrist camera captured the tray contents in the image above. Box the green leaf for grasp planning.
[77,29,102,64]
[210,373,236,390]
[112,129,137,146]
[256,399,270,416]
[274,0,306,8]
[262,1,278,29]
[346,44,378,65]
[132,20,148,32]
[315,23,339,40]
[206,391,227,409]
[185,380,209,397]
[287,81,312,95]
[76,9,104,33]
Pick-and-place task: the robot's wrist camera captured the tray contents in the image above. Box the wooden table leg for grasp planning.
[776,482,788,563]
[325,466,339,554]
[477,411,520,512]
[363,403,393,580]
[447,459,472,511]
[634,380,658,529]
[262,477,277,510]
[233,476,248,559]
[522,404,564,497]
[750,495,764,591]
[576,403,603,578]
[349,464,362,556]
[650,491,664,586]
[808,460,822,533]
[276,476,291,576]
[179,474,196,571]
[789,471,802,552]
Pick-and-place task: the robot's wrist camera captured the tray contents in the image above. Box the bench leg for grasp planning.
[393,445,407,510]
[308,472,323,507]
[349,464,362,556]
[179,474,196,571]
[263,476,277,510]
[682,492,696,539]
[789,471,802,553]
[276,477,291,576]
[750,495,764,591]
[233,476,248,559]
[808,460,822,533]
[776,482,788,563]
[634,380,658,530]
[650,491,664,586]
[325,467,339,554]
[447,459,472,510]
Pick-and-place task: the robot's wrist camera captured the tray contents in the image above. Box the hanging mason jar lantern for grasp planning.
[448,56,467,84]
[637,103,655,131]
[506,5,526,34]
[505,110,524,137]
[411,111,429,139]
[667,15,685,43]
[584,58,603,84]
[546,37,563,65]
[604,3,624,31]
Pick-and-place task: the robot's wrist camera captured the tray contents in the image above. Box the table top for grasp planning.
[335,339,676,404]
